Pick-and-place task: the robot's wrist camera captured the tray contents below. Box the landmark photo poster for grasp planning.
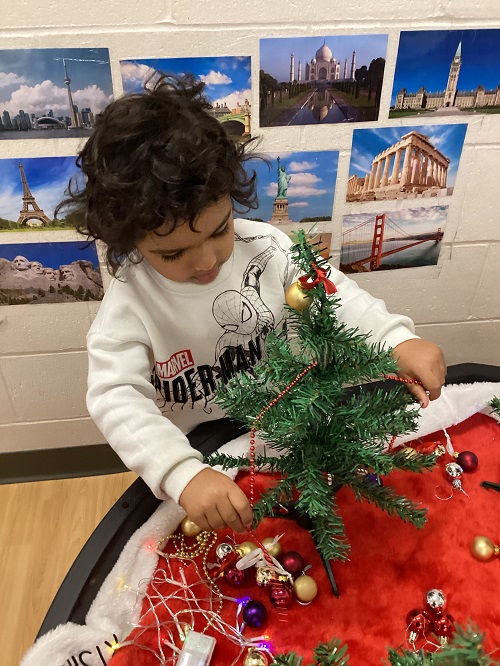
[241,150,339,257]
[120,56,252,141]
[0,156,80,231]
[0,48,113,139]
[259,34,388,127]
[340,205,448,273]
[346,123,467,203]
[389,29,500,118]
[0,241,103,306]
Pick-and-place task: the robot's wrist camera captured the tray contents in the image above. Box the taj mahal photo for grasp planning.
[390,29,500,118]
[259,34,388,126]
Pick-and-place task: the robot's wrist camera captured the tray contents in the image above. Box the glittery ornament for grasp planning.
[294,574,318,603]
[401,446,419,458]
[269,580,294,609]
[425,589,446,615]
[242,600,267,628]
[262,536,283,558]
[224,564,246,586]
[445,462,463,479]
[256,566,275,587]
[285,281,313,311]
[256,566,288,587]
[243,649,269,666]
[236,541,258,557]
[456,450,479,472]
[281,551,305,577]
[180,516,202,538]
[470,535,499,562]
[216,542,234,561]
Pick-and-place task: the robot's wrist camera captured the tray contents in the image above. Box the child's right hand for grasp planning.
[179,468,253,533]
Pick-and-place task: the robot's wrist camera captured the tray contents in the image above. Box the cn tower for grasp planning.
[63,59,78,129]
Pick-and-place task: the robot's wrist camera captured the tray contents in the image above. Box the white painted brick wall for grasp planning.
[0,0,499,454]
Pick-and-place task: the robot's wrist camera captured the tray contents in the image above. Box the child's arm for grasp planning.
[392,338,446,407]
[87,330,253,532]
[179,468,253,532]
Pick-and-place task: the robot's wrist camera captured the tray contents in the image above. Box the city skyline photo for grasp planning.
[0,48,113,139]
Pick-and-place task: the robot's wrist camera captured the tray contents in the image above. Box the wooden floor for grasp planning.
[0,471,137,666]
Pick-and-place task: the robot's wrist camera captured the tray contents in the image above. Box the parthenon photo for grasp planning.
[347,130,452,202]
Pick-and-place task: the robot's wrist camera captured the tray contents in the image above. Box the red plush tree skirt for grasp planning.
[110,414,500,665]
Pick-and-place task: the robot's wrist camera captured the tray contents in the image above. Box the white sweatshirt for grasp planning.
[87,219,417,502]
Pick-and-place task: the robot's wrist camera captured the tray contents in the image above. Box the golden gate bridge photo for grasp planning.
[340,211,445,273]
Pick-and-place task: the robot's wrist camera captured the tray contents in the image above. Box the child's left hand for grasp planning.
[392,338,446,408]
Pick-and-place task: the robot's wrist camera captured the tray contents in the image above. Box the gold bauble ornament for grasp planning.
[236,540,258,557]
[294,574,318,603]
[180,516,202,538]
[243,649,269,666]
[262,536,283,559]
[470,535,499,562]
[285,281,313,312]
[401,446,419,459]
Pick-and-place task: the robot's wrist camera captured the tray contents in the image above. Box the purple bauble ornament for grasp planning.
[224,565,246,586]
[242,600,268,628]
[269,581,294,609]
[364,473,383,486]
[281,551,305,577]
[456,450,479,473]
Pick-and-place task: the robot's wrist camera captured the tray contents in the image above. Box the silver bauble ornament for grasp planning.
[216,543,234,561]
[426,588,446,614]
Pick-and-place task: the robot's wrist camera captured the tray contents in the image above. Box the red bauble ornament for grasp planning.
[224,565,246,586]
[269,581,294,609]
[406,608,430,637]
[281,551,305,577]
[456,450,479,472]
[432,613,455,639]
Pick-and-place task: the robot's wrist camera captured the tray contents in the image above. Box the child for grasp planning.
[58,74,446,535]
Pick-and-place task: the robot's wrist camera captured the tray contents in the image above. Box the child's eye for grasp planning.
[160,251,183,262]
[212,223,230,238]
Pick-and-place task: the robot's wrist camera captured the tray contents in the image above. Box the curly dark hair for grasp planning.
[56,73,259,275]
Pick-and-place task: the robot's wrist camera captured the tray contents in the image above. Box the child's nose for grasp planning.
[192,245,217,271]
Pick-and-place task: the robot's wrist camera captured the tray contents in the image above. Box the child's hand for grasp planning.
[392,338,446,408]
[179,468,253,533]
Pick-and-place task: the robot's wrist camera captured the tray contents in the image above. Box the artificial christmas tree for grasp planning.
[208,229,437,563]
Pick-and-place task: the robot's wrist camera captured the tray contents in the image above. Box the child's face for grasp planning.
[136,197,234,285]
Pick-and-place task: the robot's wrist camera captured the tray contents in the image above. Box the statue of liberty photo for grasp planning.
[277,156,292,199]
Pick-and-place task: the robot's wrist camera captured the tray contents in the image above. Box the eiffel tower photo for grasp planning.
[17,163,52,226]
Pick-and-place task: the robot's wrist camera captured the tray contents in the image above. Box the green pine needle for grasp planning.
[271,623,498,665]
[490,397,500,418]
